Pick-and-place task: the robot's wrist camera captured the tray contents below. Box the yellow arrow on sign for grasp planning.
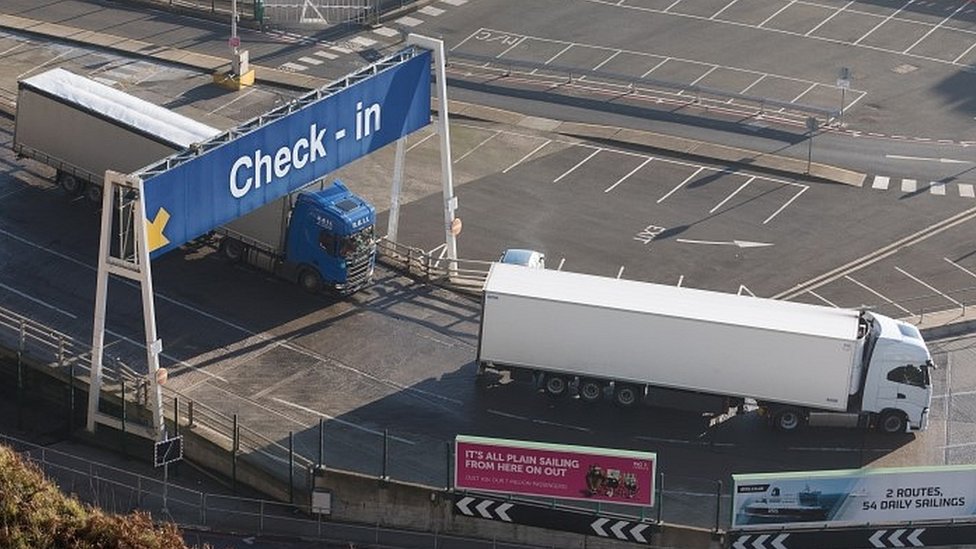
[146,208,171,252]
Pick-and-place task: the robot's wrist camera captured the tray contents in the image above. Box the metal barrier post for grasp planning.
[201,493,207,525]
[446,440,452,490]
[318,417,324,467]
[172,397,180,477]
[381,428,389,480]
[714,480,723,532]
[188,400,194,428]
[16,351,24,430]
[67,360,75,438]
[656,472,664,524]
[260,500,265,532]
[232,414,239,493]
[19,319,26,352]
[289,431,295,504]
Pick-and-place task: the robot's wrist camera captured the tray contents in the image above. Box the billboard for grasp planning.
[732,464,976,530]
[455,435,656,507]
[142,49,432,257]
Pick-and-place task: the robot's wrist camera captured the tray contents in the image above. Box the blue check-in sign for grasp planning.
[142,49,432,257]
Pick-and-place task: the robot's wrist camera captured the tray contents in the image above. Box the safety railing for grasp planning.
[376,237,491,294]
[448,51,840,124]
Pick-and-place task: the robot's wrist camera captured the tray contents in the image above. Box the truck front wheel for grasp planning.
[85,183,102,205]
[544,375,569,398]
[219,239,245,262]
[578,379,604,403]
[298,268,323,294]
[613,384,640,407]
[773,408,805,432]
[877,410,907,434]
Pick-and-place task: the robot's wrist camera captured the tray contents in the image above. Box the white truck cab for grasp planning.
[499,248,545,269]
[858,312,933,432]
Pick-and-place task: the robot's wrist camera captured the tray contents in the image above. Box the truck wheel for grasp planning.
[219,239,244,262]
[85,183,102,205]
[773,408,805,432]
[613,384,640,407]
[877,411,907,434]
[58,173,83,195]
[544,375,568,398]
[578,379,604,403]
[298,268,322,294]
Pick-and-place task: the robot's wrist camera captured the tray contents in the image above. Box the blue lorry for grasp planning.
[216,179,377,294]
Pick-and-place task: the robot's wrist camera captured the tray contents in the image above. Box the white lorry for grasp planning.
[477,263,934,434]
[13,67,221,204]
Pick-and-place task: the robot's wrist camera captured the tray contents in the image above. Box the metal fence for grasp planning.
[126,0,420,29]
[447,51,841,126]
[0,433,562,549]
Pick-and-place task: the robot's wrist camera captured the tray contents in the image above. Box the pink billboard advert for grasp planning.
[454,435,656,507]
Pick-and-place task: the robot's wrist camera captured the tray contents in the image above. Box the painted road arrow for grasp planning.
[675,238,773,248]
[454,493,656,543]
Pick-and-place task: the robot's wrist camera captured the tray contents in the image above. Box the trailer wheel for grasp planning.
[773,408,805,432]
[578,379,604,403]
[877,410,907,434]
[85,183,102,205]
[218,238,244,262]
[544,375,569,398]
[613,384,640,408]
[298,268,322,294]
[58,173,83,195]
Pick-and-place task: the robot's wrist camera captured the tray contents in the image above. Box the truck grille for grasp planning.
[335,245,376,294]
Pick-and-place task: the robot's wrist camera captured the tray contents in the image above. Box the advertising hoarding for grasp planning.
[455,435,656,507]
[732,464,976,529]
[143,49,432,257]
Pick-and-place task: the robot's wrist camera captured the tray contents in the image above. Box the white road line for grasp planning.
[418,5,445,16]
[758,0,797,28]
[871,175,890,190]
[895,266,963,308]
[208,88,256,114]
[738,285,755,297]
[763,186,807,225]
[0,282,78,319]
[677,275,684,287]
[372,26,399,38]
[313,50,339,59]
[943,257,976,281]
[17,48,77,79]
[658,167,704,203]
[329,44,354,54]
[453,130,500,163]
[279,62,306,72]
[0,41,25,58]
[604,157,652,192]
[487,409,527,420]
[440,0,467,5]
[641,57,671,78]
[553,148,601,182]
[954,41,976,65]
[663,0,683,12]
[592,50,620,71]
[738,74,766,96]
[406,131,436,152]
[688,66,718,87]
[497,35,527,58]
[806,1,854,36]
[710,176,754,213]
[710,0,741,20]
[396,16,423,27]
[854,0,916,45]
[958,184,974,198]
[544,43,574,65]
[929,181,946,196]
[790,82,818,103]
[298,56,323,65]
[807,291,838,308]
[531,418,591,432]
[503,139,551,173]
[0,185,29,200]
[844,275,913,315]
[272,398,415,444]
[903,1,970,54]
[616,266,625,279]
[557,257,566,271]
[902,178,917,192]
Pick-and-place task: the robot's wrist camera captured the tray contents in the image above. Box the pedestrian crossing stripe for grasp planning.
[871,176,889,190]
[314,50,338,60]
[930,181,946,195]
[868,176,974,198]
[960,184,974,198]
[902,179,916,192]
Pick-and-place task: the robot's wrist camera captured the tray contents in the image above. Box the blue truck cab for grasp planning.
[217,180,377,295]
[287,181,376,293]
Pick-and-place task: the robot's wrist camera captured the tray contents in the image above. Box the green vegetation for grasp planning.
[0,443,193,549]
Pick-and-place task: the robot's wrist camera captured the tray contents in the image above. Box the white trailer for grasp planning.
[477,263,934,433]
[13,68,220,203]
